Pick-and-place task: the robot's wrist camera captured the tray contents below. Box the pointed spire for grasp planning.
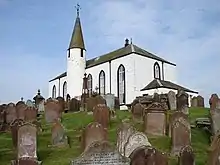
[68,3,85,50]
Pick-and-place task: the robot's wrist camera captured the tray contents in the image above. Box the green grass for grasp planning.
[0,108,210,165]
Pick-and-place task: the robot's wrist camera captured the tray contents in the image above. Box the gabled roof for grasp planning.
[140,79,198,94]
[68,16,85,50]
[49,72,67,82]
[86,44,176,68]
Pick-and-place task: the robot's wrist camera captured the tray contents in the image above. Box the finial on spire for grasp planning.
[75,3,81,17]
[130,38,133,44]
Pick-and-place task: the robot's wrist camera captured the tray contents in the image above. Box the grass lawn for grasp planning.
[0,107,210,165]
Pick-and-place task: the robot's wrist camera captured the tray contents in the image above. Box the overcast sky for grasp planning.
[0,0,219,106]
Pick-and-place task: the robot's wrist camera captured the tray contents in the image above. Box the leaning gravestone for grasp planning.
[124,131,151,158]
[168,91,176,110]
[116,123,136,156]
[178,145,195,165]
[50,120,68,147]
[71,141,130,165]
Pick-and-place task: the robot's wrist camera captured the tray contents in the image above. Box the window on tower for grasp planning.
[81,49,83,57]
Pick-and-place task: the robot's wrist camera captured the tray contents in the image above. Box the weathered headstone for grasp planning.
[0,104,7,132]
[93,104,110,129]
[71,141,130,165]
[130,146,168,165]
[44,99,61,123]
[116,123,136,156]
[69,98,80,112]
[56,97,65,112]
[10,119,25,148]
[191,97,198,107]
[131,103,144,122]
[51,120,68,147]
[24,106,37,122]
[209,94,219,111]
[208,134,220,165]
[171,112,191,156]
[81,122,107,152]
[6,103,17,124]
[144,102,167,136]
[124,131,151,157]
[104,93,115,110]
[210,110,220,135]
[197,95,204,108]
[86,95,106,112]
[178,145,195,165]
[176,90,189,115]
[16,101,27,120]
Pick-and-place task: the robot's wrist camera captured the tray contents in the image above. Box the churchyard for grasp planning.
[0,90,219,165]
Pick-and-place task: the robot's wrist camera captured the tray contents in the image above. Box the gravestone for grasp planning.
[168,111,188,137]
[124,131,151,157]
[130,146,168,165]
[38,100,45,112]
[86,96,106,112]
[24,106,37,122]
[26,100,34,107]
[71,141,130,165]
[167,91,176,110]
[6,103,17,124]
[208,134,220,165]
[209,94,219,111]
[197,95,204,107]
[93,104,110,129]
[81,122,107,152]
[144,102,167,136]
[178,145,195,165]
[104,93,115,110]
[115,97,120,109]
[116,123,136,156]
[51,120,68,147]
[171,112,191,156]
[131,103,144,122]
[69,98,80,112]
[16,101,27,120]
[56,97,65,112]
[44,99,62,123]
[191,97,198,107]
[210,110,220,135]
[10,119,25,148]
[176,90,189,115]
[0,104,7,132]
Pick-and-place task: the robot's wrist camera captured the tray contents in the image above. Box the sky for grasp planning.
[0,0,219,106]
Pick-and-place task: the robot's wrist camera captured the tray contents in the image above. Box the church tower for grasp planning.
[67,4,86,100]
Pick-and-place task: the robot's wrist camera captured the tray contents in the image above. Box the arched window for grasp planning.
[52,85,56,98]
[87,74,93,96]
[99,70,105,95]
[154,62,161,79]
[117,64,126,104]
[63,81,67,99]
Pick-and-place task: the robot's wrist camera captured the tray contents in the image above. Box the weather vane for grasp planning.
[75,3,81,17]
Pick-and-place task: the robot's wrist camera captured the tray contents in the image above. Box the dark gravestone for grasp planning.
[44,99,61,123]
[178,145,195,165]
[176,90,189,115]
[51,120,68,147]
[69,98,80,112]
[130,146,168,165]
[71,141,130,165]
[0,104,7,132]
[6,103,17,124]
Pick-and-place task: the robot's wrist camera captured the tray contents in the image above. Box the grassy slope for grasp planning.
[0,107,210,165]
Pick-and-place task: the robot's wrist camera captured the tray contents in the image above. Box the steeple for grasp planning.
[68,3,85,50]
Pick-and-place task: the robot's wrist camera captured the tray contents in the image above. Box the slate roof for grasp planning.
[49,43,176,82]
[140,79,198,94]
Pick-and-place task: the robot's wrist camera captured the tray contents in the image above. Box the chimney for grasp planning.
[124,38,129,47]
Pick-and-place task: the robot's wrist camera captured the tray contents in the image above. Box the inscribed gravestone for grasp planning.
[176,90,189,115]
[131,103,144,122]
[10,119,25,148]
[17,123,37,159]
[44,99,61,123]
[171,113,191,156]
[168,91,176,110]
[144,102,167,136]
[124,132,151,158]
[51,120,68,147]
[6,103,17,124]
[130,146,168,165]
[71,141,130,165]
[208,134,220,165]
[104,93,115,110]
[86,96,106,112]
[116,123,136,156]
[178,145,195,165]
[81,122,107,152]
[93,104,110,129]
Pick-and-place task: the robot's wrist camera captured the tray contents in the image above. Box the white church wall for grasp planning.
[67,48,86,99]
[86,62,110,93]
[111,54,135,105]
[163,63,176,83]
[48,79,59,98]
[59,76,67,98]
[133,54,163,97]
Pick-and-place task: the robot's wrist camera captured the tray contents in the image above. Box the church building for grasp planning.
[48,7,198,109]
